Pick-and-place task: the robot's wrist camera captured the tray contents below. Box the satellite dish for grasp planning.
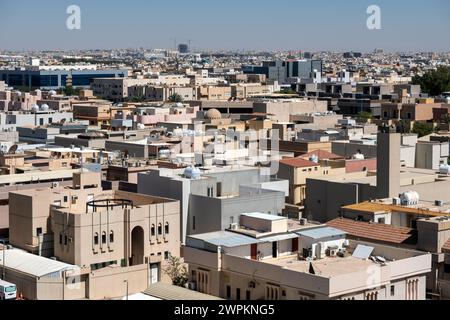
[8,144,18,154]
[60,118,66,125]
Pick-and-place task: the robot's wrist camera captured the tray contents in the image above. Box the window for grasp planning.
[197,270,210,294]
[102,232,107,244]
[164,251,170,260]
[236,288,241,300]
[265,284,280,300]
[71,196,78,205]
[193,216,196,230]
[64,235,68,245]
[158,223,162,235]
[59,233,63,244]
[207,187,214,197]
[94,233,99,245]
[444,264,450,273]
[226,286,231,299]
[49,118,53,124]
[151,224,155,236]
[391,285,395,296]
[378,218,386,224]
[165,222,169,235]
[109,231,114,243]
[39,118,44,126]
[63,196,68,203]
[36,227,43,236]
[246,290,251,300]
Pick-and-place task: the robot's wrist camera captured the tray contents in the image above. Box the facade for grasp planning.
[6,171,181,300]
[0,67,128,90]
[137,166,288,243]
[183,213,431,300]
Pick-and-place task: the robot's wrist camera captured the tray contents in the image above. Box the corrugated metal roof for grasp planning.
[143,283,223,300]
[296,227,347,240]
[0,249,77,278]
[187,231,262,248]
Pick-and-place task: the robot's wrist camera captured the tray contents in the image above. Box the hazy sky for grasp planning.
[1,0,449,52]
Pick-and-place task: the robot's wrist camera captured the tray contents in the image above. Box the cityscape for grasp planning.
[1,0,450,308]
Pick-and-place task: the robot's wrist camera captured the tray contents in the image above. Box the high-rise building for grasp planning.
[178,44,189,54]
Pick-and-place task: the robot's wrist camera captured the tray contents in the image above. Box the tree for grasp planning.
[63,85,79,96]
[411,122,434,138]
[168,93,183,103]
[275,88,298,95]
[357,111,372,122]
[130,95,146,103]
[412,66,450,96]
[163,254,188,287]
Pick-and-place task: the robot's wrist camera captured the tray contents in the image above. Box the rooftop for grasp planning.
[143,283,223,300]
[327,218,417,245]
[279,157,318,168]
[0,249,77,278]
[295,226,347,240]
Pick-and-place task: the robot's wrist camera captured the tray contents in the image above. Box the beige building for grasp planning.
[278,153,346,206]
[7,171,181,300]
[198,86,232,101]
[183,212,432,300]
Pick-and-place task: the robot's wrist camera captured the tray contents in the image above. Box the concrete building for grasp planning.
[415,141,449,170]
[305,131,404,222]
[6,171,181,300]
[91,77,150,102]
[381,102,439,121]
[253,99,327,123]
[183,213,431,300]
[277,155,345,206]
[0,66,128,90]
[0,110,74,132]
[137,166,288,243]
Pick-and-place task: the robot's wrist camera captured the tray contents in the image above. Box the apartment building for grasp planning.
[91,77,150,102]
[138,166,288,243]
[277,152,345,206]
[6,171,181,300]
[381,102,439,121]
[183,213,431,300]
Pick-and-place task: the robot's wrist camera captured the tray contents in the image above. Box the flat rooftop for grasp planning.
[266,254,377,277]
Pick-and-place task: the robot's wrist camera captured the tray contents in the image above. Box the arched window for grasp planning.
[94,232,99,245]
[158,223,162,235]
[165,222,169,235]
[102,231,107,244]
[109,231,114,243]
[151,224,155,237]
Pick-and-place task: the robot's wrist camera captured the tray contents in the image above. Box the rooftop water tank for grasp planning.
[439,164,450,175]
[352,153,365,160]
[184,166,201,179]
[40,104,50,111]
[309,155,319,164]
[49,90,57,96]
[31,104,40,113]
[400,191,420,206]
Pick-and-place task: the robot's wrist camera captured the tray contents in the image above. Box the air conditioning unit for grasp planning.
[392,197,401,205]
[187,282,197,291]
[435,200,445,207]
[230,223,239,230]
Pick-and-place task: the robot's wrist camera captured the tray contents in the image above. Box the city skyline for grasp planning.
[1,0,450,52]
